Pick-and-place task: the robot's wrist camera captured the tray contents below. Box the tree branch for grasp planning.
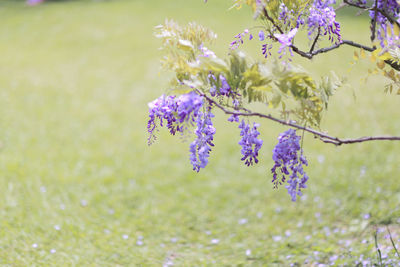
[384,59,400,71]
[343,0,367,9]
[343,0,400,28]
[262,7,284,34]
[197,90,400,146]
[261,5,400,71]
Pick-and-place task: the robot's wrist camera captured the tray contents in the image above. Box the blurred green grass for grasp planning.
[0,0,399,265]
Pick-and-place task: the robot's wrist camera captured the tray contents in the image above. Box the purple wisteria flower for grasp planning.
[147,95,179,145]
[271,129,308,201]
[147,92,203,145]
[228,114,240,122]
[307,0,341,43]
[208,73,217,97]
[190,111,216,172]
[262,43,273,58]
[219,74,231,96]
[369,0,400,49]
[199,44,217,58]
[176,92,203,123]
[230,29,251,50]
[238,120,263,166]
[278,3,293,26]
[258,30,265,41]
[274,28,298,56]
[228,99,240,122]
[147,92,218,172]
[207,73,232,97]
[278,3,305,29]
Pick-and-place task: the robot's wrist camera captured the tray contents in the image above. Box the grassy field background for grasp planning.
[0,0,399,265]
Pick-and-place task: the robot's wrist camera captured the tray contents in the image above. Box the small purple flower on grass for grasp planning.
[238,120,263,166]
[271,129,308,201]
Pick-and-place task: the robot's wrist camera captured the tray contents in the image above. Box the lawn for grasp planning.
[0,0,399,265]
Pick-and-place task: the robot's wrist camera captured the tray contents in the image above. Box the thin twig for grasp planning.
[309,27,320,54]
[310,40,375,56]
[196,90,400,146]
[371,0,379,42]
[262,8,284,34]
[343,0,367,9]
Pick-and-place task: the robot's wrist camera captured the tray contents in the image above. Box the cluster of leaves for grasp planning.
[353,45,400,94]
[155,19,340,127]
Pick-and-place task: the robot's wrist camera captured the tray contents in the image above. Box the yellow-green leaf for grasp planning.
[377,60,385,69]
[378,52,392,61]
[360,49,366,59]
[251,85,273,92]
[394,24,400,37]
[353,51,359,61]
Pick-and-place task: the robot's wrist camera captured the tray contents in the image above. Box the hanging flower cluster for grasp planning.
[238,120,263,166]
[147,92,203,144]
[271,129,309,202]
[190,111,216,172]
[307,0,341,43]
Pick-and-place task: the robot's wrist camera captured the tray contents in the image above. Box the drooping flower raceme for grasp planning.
[208,73,218,97]
[238,120,263,166]
[230,29,251,50]
[147,94,180,145]
[147,92,203,145]
[207,73,232,97]
[176,92,203,124]
[271,129,309,201]
[307,0,341,43]
[190,111,216,172]
[258,30,265,41]
[148,92,217,172]
[219,74,231,96]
